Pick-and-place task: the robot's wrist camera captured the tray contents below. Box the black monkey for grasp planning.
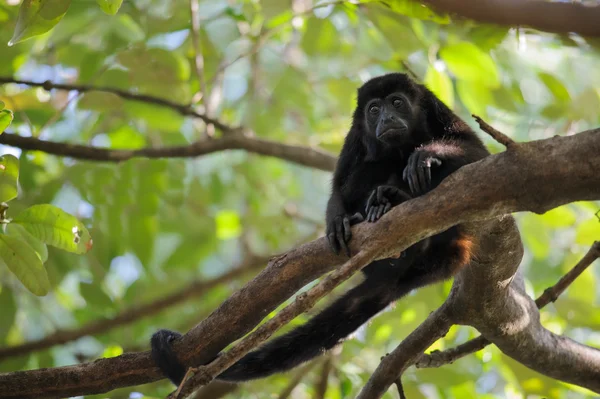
[150,72,490,385]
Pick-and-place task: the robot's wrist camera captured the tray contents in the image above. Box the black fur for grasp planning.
[150,72,490,385]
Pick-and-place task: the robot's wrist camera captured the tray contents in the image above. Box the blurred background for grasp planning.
[0,0,599,398]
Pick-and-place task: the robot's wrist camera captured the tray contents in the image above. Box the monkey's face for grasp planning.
[364,92,414,145]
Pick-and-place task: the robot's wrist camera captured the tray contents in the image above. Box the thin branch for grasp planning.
[171,250,375,399]
[415,241,600,369]
[314,356,333,399]
[277,361,319,399]
[0,131,337,171]
[0,77,229,131]
[394,378,406,399]
[423,0,600,37]
[472,115,516,148]
[357,304,453,399]
[0,256,267,361]
[189,0,214,139]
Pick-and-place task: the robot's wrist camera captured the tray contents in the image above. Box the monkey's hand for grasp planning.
[365,185,412,223]
[402,149,442,195]
[326,212,364,257]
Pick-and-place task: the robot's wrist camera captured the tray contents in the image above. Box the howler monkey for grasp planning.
[151,72,489,386]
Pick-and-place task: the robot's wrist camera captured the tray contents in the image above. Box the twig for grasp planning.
[472,114,517,148]
[416,241,600,369]
[0,77,229,131]
[315,356,333,399]
[0,131,337,171]
[356,304,453,399]
[0,256,267,361]
[171,250,376,399]
[394,378,407,399]
[277,361,319,399]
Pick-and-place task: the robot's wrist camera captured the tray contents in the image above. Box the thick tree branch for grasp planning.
[0,129,598,399]
[423,0,600,37]
[0,256,267,361]
[0,131,337,171]
[416,240,600,368]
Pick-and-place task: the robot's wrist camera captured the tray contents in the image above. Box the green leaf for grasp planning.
[215,210,242,240]
[424,66,454,109]
[96,0,122,15]
[301,17,339,57]
[456,79,493,117]
[0,234,49,296]
[538,72,571,103]
[9,0,72,46]
[0,108,13,132]
[6,223,48,263]
[0,154,19,203]
[13,204,93,254]
[80,281,113,309]
[440,42,500,87]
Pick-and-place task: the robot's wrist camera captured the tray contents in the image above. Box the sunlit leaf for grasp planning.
[538,72,571,103]
[13,204,93,254]
[440,42,500,87]
[215,210,242,240]
[96,0,122,15]
[260,0,289,20]
[301,17,339,56]
[0,154,19,203]
[424,66,454,108]
[539,206,576,228]
[0,234,49,296]
[575,218,600,245]
[386,0,450,23]
[0,288,16,342]
[456,79,493,117]
[9,0,72,45]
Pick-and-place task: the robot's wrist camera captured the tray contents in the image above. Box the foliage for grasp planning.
[0,0,599,398]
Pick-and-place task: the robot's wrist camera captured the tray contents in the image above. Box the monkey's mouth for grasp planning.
[377,126,407,140]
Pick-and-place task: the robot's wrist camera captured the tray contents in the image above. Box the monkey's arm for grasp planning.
[403,139,488,195]
[325,188,363,256]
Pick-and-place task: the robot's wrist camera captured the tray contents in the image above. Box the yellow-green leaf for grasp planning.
[9,0,72,45]
[539,206,576,228]
[96,0,122,15]
[215,210,242,240]
[575,218,600,245]
[538,72,571,103]
[424,66,454,109]
[0,234,49,296]
[0,154,19,203]
[12,204,93,254]
[440,42,500,88]
[0,109,13,132]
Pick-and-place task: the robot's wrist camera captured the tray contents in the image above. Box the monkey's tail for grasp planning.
[216,273,407,382]
[150,271,411,386]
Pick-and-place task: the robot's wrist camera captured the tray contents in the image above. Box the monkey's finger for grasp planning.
[426,164,432,189]
[327,233,340,255]
[343,216,351,242]
[335,220,350,257]
[350,212,364,225]
[376,204,385,220]
[416,164,427,194]
[383,202,391,214]
[365,191,376,213]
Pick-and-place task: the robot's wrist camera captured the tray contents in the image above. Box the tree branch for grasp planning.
[416,241,600,369]
[0,256,267,361]
[0,77,229,131]
[0,129,598,399]
[423,0,600,37]
[0,131,337,171]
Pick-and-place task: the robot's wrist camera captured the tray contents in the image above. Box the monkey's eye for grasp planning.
[369,105,380,114]
[392,98,403,108]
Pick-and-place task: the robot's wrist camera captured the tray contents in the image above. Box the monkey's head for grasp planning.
[354,73,422,147]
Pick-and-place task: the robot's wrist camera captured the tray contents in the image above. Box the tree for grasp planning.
[0,1,599,398]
